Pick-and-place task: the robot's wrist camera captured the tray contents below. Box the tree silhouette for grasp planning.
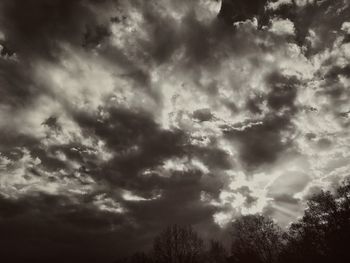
[152,225,204,263]
[282,179,350,263]
[205,240,227,263]
[229,214,284,263]
[128,252,153,263]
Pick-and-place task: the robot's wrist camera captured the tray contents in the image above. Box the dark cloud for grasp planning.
[317,138,332,149]
[0,129,38,153]
[0,0,109,60]
[72,107,188,183]
[82,24,110,49]
[139,3,181,64]
[140,4,227,68]
[218,0,268,25]
[0,169,218,262]
[325,65,350,80]
[192,108,214,122]
[294,0,350,54]
[217,0,349,55]
[187,144,233,171]
[0,193,134,263]
[246,94,265,114]
[0,59,39,108]
[42,116,62,131]
[265,0,350,54]
[0,0,111,112]
[223,72,300,169]
[103,0,263,73]
[223,115,294,168]
[125,170,212,224]
[266,72,299,113]
[316,62,350,127]
[0,42,15,57]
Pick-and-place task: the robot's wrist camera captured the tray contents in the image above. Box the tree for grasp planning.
[229,214,284,263]
[206,239,227,263]
[282,179,350,263]
[152,225,204,263]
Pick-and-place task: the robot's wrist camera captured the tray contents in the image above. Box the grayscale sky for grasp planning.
[0,0,350,262]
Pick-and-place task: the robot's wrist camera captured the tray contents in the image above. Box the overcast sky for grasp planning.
[1,0,350,262]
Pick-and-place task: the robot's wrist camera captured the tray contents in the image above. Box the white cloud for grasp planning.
[93,194,125,213]
[121,190,161,202]
[0,148,98,199]
[341,21,350,34]
[294,0,315,7]
[266,0,293,11]
[269,18,295,36]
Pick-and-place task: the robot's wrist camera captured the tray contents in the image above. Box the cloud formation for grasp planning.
[1,0,350,261]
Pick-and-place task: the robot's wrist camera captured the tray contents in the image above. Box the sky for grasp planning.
[0,0,350,262]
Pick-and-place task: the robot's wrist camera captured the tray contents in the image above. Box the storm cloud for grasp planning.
[1,0,350,262]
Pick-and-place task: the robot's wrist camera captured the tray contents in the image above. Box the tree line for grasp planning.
[115,179,350,263]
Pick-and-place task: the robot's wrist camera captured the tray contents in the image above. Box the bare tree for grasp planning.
[152,225,204,263]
